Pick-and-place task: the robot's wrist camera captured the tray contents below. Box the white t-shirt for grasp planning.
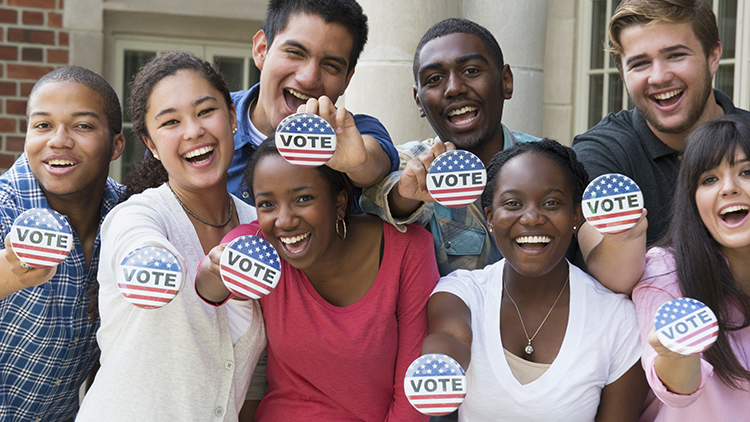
[434,260,641,422]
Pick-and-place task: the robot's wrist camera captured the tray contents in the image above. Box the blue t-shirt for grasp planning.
[228,84,398,202]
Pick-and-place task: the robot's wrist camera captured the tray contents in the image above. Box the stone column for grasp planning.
[64,0,104,73]
[343,0,460,145]
[462,0,549,138]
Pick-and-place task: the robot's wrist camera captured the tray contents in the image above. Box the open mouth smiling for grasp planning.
[719,204,749,225]
[45,159,76,168]
[279,232,311,255]
[284,88,312,111]
[651,89,683,107]
[447,106,478,126]
[182,145,214,164]
[515,235,551,251]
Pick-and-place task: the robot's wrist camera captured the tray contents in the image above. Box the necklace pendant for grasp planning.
[524,343,534,355]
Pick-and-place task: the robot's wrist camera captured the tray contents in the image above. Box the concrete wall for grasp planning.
[543,0,578,145]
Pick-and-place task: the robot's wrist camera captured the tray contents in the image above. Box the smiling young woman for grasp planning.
[422,139,649,421]
[196,138,440,421]
[76,52,265,422]
[633,115,750,421]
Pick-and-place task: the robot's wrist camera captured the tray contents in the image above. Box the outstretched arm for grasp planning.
[579,211,648,295]
[648,329,702,395]
[421,292,473,371]
[595,361,649,422]
[194,243,233,304]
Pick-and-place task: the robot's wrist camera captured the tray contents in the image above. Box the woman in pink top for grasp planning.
[633,114,750,421]
[197,133,439,421]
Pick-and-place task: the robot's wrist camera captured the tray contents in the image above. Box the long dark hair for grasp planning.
[663,114,750,389]
[121,51,232,202]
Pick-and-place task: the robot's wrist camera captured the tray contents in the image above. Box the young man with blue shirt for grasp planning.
[228,0,397,201]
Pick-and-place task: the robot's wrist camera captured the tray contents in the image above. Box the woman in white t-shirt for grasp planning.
[424,139,649,421]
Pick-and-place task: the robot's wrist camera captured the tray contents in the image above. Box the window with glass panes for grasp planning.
[577,0,749,134]
[110,38,258,182]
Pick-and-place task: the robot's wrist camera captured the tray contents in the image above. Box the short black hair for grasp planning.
[243,136,356,217]
[481,139,589,211]
[28,66,122,136]
[263,0,368,73]
[413,18,505,82]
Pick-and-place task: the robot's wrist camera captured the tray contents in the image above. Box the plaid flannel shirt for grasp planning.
[0,155,121,422]
[361,126,538,276]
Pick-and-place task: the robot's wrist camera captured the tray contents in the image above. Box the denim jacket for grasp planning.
[361,126,538,276]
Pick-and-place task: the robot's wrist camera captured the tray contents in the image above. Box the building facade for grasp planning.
[1,0,749,179]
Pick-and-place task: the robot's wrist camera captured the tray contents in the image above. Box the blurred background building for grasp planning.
[0,0,747,181]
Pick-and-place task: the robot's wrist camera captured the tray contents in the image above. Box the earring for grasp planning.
[335,218,347,240]
[232,127,238,134]
[572,225,577,231]
[152,151,159,160]
[488,226,493,233]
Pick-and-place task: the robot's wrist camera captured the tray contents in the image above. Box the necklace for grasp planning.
[168,183,233,228]
[503,271,569,355]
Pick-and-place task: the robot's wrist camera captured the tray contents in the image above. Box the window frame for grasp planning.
[575,0,750,136]
[109,36,254,181]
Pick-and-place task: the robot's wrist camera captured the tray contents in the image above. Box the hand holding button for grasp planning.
[220,235,281,299]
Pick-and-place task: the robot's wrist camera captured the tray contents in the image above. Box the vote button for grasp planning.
[275,112,337,168]
[426,150,486,208]
[654,297,718,355]
[117,246,183,309]
[404,353,467,416]
[220,235,281,300]
[582,173,644,234]
[10,208,74,269]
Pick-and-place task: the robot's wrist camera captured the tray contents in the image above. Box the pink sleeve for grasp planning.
[195,221,261,307]
[632,249,714,408]
[384,226,438,422]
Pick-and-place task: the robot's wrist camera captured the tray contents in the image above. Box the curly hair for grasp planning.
[481,139,589,211]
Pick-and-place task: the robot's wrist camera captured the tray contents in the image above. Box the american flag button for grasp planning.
[426,150,486,208]
[582,173,644,234]
[220,235,281,299]
[117,246,183,309]
[404,353,467,416]
[275,112,337,168]
[654,297,718,355]
[10,208,74,269]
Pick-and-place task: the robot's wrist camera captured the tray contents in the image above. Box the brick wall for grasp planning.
[0,0,67,173]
